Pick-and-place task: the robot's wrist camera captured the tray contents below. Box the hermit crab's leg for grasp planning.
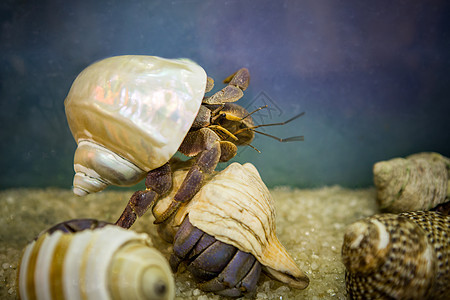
[197,250,261,297]
[115,163,172,229]
[153,129,223,224]
[45,219,110,235]
[170,217,262,297]
[169,216,207,270]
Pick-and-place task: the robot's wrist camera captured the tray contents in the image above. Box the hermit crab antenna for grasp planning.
[253,130,304,142]
[249,111,305,129]
[247,143,262,153]
[234,111,305,138]
[241,105,268,120]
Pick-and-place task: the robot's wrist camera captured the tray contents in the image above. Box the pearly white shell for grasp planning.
[65,55,207,196]
[18,225,175,300]
[154,162,309,290]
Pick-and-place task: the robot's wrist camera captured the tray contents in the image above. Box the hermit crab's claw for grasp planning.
[223,68,250,91]
[205,77,215,93]
[203,68,250,104]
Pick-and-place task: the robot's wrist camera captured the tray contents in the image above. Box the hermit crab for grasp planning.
[342,211,450,300]
[64,55,304,226]
[152,161,309,297]
[17,219,175,300]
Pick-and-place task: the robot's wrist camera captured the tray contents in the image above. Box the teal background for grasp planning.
[1,0,449,189]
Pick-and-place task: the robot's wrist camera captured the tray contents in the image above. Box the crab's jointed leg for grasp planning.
[115,163,172,228]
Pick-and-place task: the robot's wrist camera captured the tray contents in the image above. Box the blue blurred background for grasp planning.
[1,0,449,189]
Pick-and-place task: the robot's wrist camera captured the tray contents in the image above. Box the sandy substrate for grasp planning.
[0,186,378,299]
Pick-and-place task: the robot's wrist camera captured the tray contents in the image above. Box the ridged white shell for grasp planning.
[154,162,309,290]
[18,225,175,300]
[65,55,207,195]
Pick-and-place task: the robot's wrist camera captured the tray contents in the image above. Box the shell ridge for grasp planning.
[191,182,272,248]
[189,204,264,255]
[216,177,276,248]
[203,174,274,227]
[35,231,64,300]
[188,187,264,249]
[63,229,96,300]
[18,239,36,299]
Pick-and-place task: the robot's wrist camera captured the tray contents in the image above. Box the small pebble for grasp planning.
[256,292,268,299]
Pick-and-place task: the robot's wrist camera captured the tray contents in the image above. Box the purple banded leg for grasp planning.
[154,130,222,224]
[170,216,205,271]
[199,250,262,297]
[239,259,262,294]
[44,219,110,235]
[187,241,237,280]
[171,216,263,297]
[115,163,172,229]
[188,233,216,259]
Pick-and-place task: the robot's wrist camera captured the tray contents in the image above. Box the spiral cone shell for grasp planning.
[18,225,175,300]
[64,55,207,196]
[154,162,309,289]
[342,211,450,299]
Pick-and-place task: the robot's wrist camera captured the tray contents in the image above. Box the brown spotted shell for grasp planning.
[342,211,450,300]
[153,162,309,290]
